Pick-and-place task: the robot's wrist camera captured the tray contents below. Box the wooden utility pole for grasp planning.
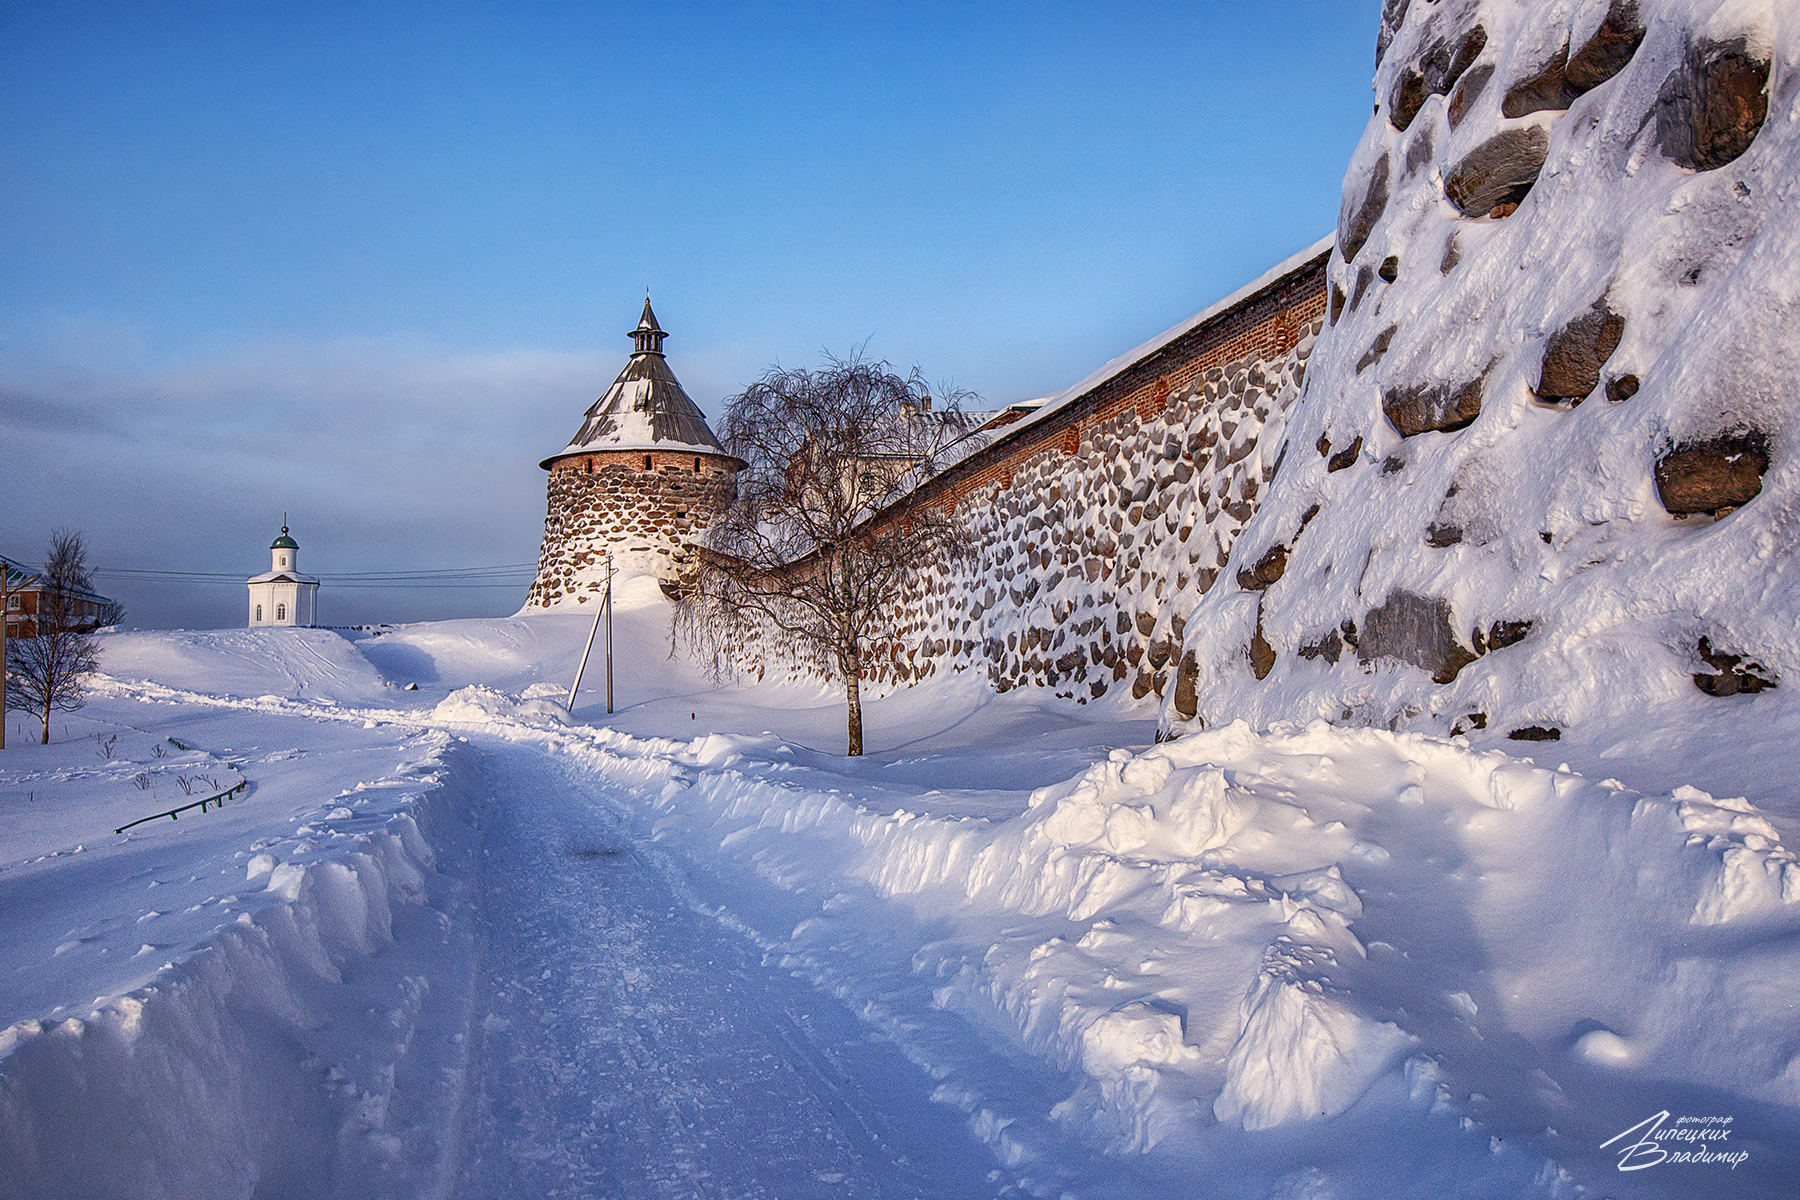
[604,551,614,715]
[566,552,615,716]
[1,560,8,750]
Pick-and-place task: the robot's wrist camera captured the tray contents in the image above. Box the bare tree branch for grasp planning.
[5,529,106,744]
[674,351,974,755]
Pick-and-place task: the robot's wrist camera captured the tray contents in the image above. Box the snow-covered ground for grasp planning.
[3,584,1795,1198]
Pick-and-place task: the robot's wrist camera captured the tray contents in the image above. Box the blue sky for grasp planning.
[1,1,1380,627]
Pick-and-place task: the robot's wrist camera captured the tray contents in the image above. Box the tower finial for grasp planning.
[631,296,667,356]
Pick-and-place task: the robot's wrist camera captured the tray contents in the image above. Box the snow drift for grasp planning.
[0,736,457,1200]
[512,711,1800,1181]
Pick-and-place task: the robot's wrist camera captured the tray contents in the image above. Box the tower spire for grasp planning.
[631,295,667,356]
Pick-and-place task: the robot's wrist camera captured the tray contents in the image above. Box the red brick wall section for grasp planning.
[527,450,739,606]
[738,252,1329,707]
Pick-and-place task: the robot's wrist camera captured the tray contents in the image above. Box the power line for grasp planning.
[93,578,535,589]
[94,563,538,585]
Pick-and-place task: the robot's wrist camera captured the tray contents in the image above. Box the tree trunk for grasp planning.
[843,650,863,757]
[40,695,50,745]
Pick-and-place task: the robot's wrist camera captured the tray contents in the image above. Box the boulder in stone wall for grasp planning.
[1249,607,1276,681]
[1475,619,1532,654]
[1298,628,1344,665]
[1356,589,1478,684]
[1390,23,1488,131]
[1425,521,1463,548]
[1147,639,1171,671]
[1566,0,1645,92]
[1537,300,1625,403]
[1655,433,1770,514]
[1357,326,1399,374]
[1328,435,1364,471]
[1376,0,1411,67]
[1236,544,1289,591]
[1171,651,1199,718]
[1383,377,1484,437]
[1447,62,1494,128]
[1656,38,1770,173]
[1693,636,1777,696]
[1445,127,1549,218]
[1502,43,1579,118]
[1340,152,1391,263]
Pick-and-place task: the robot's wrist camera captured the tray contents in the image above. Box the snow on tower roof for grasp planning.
[540,299,734,469]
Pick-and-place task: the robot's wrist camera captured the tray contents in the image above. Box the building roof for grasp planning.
[246,570,319,585]
[540,298,738,469]
[271,523,298,550]
[1,554,112,604]
[1,555,33,593]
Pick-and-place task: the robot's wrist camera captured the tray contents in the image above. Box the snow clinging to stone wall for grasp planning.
[1168,0,1798,748]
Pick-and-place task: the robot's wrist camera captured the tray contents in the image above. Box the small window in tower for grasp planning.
[276,603,286,621]
[644,454,653,470]
[694,456,702,472]
[280,555,288,567]
[586,459,593,474]
[255,604,263,621]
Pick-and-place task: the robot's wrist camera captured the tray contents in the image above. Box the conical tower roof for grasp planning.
[540,298,733,469]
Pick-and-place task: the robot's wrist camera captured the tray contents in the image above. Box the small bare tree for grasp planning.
[676,352,977,756]
[5,530,111,745]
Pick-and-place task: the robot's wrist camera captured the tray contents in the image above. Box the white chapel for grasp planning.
[247,520,319,627]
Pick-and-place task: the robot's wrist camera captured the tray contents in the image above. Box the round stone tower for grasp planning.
[526,299,743,608]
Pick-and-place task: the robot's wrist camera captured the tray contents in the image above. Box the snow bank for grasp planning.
[477,712,1800,1174]
[0,735,457,1199]
[431,684,571,727]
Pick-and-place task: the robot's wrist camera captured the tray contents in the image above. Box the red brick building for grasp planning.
[2,555,116,639]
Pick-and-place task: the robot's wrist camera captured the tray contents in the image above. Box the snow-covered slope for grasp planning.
[99,628,395,706]
[1171,0,1799,805]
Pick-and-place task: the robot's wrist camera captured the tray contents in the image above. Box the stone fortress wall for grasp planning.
[698,0,1794,752]
[1157,0,1793,744]
[527,448,738,607]
[743,246,1330,713]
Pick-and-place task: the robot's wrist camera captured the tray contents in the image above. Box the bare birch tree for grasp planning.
[5,530,112,745]
[676,352,977,755]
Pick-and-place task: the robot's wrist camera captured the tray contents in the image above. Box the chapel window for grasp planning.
[276,603,286,621]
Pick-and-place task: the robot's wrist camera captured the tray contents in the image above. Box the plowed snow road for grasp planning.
[448,746,1006,1199]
